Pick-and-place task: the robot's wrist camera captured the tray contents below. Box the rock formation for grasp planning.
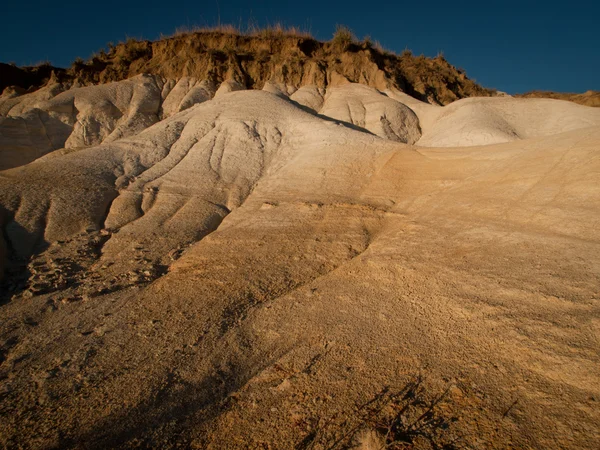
[1,30,599,450]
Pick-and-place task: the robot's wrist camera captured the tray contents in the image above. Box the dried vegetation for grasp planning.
[1,25,494,105]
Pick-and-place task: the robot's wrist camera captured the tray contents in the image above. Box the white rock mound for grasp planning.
[160,77,216,118]
[0,90,391,263]
[319,83,422,144]
[214,79,245,97]
[4,73,600,174]
[0,75,223,170]
[414,96,600,147]
[289,85,326,112]
[262,80,297,98]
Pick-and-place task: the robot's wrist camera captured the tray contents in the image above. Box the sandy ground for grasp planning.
[0,82,599,449]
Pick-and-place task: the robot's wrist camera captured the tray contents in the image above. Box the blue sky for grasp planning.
[1,0,598,94]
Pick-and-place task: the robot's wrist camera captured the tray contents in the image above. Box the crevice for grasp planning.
[98,190,119,230]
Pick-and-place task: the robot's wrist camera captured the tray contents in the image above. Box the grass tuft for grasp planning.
[331,25,356,51]
[249,22,312,39]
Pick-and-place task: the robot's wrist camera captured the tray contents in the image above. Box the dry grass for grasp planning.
[171,24,241,38]
[157,23,313,41]
[249,23,313,39]
[331,25,356,51]
[71,57,85,69]
[7,22,493,106]
[517,90,600,107]
[295,376,458,449]
[30,60,53,69]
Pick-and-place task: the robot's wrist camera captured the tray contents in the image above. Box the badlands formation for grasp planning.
[1,32,600,449]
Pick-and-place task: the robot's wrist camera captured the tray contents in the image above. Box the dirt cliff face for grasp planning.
[517,90,600,107]
[0,62,68,94]
[3,31,494,106]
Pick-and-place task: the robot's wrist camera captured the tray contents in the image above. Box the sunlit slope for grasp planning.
[3,75,600,170]
[0,88,599,448]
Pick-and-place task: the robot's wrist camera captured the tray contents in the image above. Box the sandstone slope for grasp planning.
[0,83,599,449]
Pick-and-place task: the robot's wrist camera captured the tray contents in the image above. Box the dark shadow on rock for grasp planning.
[287,97,377,137]
[0,108,74,171]
[0,204,43,304]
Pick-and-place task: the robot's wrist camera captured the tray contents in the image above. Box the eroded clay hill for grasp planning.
[1,33,600,450]
[3,30,494,103]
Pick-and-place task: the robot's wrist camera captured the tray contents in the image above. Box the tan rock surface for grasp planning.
[0,85,599,449]
[319,83,421,143]
[414,96,600,147]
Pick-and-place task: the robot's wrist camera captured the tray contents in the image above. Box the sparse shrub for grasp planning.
[288,26,312,39]
[172,26,189,37]
[254,23,285,39]
[216,24,241,35]
[295,376,458,449]
[373,40,385,53]
[34,60,52,69]
[71,57,85,70]
[331,25,356,51]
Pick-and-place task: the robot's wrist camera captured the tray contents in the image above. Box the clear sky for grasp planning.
[1,0,598,94]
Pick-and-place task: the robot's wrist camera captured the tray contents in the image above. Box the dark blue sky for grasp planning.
[1,0,598,94]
